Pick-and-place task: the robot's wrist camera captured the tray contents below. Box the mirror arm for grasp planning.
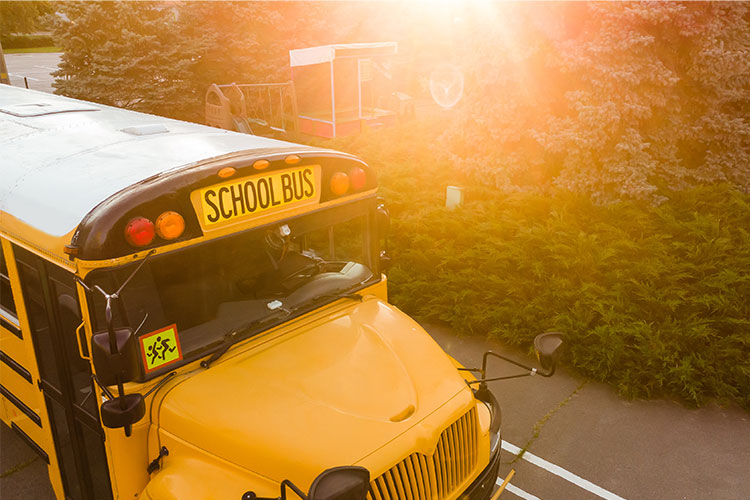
[143,372,176,398]
[91,374,115,401]
[280,480,308,500]
[471,350,555,392]
[482,350,536,376]
[457,367,482,373]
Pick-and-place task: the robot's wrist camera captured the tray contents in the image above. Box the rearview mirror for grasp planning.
[91,327,140,386]
[242,466,369,500]
[534,332,563,374]
[100,393,146,429]
[376,199,390,239]
[309,466,370,500]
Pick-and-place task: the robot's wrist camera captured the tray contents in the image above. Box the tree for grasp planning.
[443,2,750,202]
[0,1,53,35]
[53,2,199,119]
[53,1,305,122]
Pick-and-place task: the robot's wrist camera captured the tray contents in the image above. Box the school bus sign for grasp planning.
[194,165,319,228]
[139,324,183,373]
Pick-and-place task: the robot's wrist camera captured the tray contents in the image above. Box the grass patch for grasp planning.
[4,46,62,54]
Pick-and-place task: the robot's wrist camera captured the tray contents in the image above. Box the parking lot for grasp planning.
[4,52,61,93]
[428,324,750,500]
[2,322,748,500]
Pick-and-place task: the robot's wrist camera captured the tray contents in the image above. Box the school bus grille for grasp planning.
[367,407,478,500]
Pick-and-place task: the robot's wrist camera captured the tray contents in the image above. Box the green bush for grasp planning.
[319,121,750,409]
[1,34,55,49]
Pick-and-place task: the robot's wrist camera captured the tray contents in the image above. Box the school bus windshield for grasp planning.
[85,204,377,379]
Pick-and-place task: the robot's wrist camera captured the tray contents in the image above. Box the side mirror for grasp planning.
[376,201,390,239]
[379,250,392,272]
[242,466,369,500]
[100,393,146,429]
[376,199,391,272]
[91,327,140,386]
[308,467,370,500]
[534,332,563,374]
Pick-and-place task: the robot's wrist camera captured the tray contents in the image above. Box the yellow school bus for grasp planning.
[0,86,561,500]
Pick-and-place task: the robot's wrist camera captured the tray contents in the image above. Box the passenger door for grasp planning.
[0,239,64,498]
[13,245,113,500]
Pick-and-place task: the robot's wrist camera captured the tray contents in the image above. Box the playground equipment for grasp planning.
[290,42,408,138]
[205,82,299,138]
[206,42,413,139]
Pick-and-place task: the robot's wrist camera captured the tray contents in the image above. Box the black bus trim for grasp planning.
[11,421,50,464]
[0,350,33,384]
[0,383,42,427]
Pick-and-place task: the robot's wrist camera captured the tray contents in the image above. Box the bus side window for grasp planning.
[0,244,21,336]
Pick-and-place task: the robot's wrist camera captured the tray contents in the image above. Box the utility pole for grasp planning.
[0,39,10,85]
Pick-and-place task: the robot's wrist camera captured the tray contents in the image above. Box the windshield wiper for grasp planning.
[200,291,365,369]
[309,291,363,303]
[200,308,289,369]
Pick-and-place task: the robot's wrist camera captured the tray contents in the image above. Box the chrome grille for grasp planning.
[367,407,478,500]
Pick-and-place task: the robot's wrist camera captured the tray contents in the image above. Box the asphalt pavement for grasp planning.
[2,321,748,500]
[426,322,750,500]
[4,52,61,93]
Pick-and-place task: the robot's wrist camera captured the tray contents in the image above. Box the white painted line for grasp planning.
[495,478,542,500]
[8,73,40,81]
[502,441,626,500]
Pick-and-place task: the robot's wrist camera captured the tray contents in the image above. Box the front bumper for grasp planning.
[461,442,502,500]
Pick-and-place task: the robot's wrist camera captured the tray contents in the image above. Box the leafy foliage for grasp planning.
[444,2,750,201]
[0,33,55,49]
[323,120,750,409]
[52,2,198,118]
[0,1,53,35]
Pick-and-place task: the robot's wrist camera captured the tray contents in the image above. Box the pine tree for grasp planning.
[53,1,198,119]
[1,1,53,35]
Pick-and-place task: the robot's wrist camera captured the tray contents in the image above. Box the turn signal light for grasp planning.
[155,211,185,240]
[125,217,155,247]
[218,167,236,178]
[330,172,350,196]
[350,167,367,191]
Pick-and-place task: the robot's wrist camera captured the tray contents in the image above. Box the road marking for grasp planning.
[502,440,626,500]
[495,478,542,500]
[8,73,40,81]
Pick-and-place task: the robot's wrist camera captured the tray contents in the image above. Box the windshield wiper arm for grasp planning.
[309,291,363,303]
[200,308,289,369]
[200,292,364,369]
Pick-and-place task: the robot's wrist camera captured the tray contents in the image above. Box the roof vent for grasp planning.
[0,102,99,117]
[120,124,170,136]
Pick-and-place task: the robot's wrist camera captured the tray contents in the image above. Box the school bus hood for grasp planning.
[157,298,471,485]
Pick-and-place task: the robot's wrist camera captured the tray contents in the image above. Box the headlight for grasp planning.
[490,426,502,453]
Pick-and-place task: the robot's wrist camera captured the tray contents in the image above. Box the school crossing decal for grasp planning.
[139,324,183,373]
[196,166,318,228]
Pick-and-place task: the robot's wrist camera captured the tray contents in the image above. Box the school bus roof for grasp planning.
[0,86,343,264]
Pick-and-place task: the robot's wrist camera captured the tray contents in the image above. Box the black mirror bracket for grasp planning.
[242,466,369,500]
[465,332,564,389]
[75,250,155,437]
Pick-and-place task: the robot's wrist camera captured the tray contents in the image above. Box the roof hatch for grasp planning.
[0,102,100,117]
[120,124,170,136]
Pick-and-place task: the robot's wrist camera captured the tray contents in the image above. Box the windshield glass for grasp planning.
[86,202,378,380]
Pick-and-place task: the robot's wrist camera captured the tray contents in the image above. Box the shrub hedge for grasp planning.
[1,34,55,49]
[318,120,750,409]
